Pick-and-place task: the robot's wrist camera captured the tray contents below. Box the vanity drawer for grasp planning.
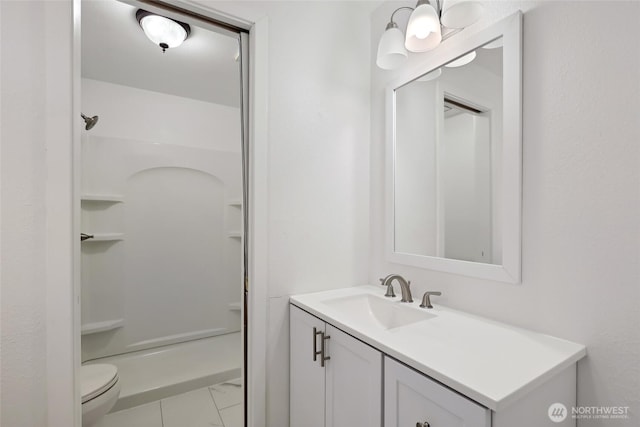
[384,357,490,427]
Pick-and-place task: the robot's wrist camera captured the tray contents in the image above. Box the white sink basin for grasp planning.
[322,294,435,330]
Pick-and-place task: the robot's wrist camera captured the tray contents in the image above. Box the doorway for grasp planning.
[79,1,249,426]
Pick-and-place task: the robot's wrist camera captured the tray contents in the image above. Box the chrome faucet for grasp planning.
[379,274,413,302]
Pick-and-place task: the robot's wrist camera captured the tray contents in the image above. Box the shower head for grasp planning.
[81,113,99,130]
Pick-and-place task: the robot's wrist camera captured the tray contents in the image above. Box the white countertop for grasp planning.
[290,285,586,411]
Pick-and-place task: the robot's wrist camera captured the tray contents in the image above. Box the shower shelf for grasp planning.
[81,233,124,242]
[81,194,124,203]
[227,231,242,239]
[81,319,124,335]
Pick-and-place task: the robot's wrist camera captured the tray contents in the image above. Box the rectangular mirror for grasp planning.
[386,12,522,283]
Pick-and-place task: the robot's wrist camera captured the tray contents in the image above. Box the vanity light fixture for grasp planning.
[136,10,191,53]
[405,0,442,52]
[376,0,483,70]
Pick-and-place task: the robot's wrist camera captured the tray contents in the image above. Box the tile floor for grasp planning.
[96,381,242,427]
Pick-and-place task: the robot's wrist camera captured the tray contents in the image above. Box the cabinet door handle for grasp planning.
[416,422,430,427]
[320,333,330,367]
[313,327,323,362]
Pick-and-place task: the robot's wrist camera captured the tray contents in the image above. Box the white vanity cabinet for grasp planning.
[290,305,326,427]
[290,288,584,427]
[290,305,382,427]
[385,357,490,427]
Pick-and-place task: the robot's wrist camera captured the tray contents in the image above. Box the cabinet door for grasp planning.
[325,324,382,427]
[290,305,326,427]
[384,357,490,427]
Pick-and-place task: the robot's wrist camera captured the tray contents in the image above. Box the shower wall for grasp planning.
[81,79,242,361]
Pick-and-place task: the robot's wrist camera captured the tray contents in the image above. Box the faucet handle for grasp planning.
[379,277,396,298]
[419,291,441,309]
[384,285,396,298]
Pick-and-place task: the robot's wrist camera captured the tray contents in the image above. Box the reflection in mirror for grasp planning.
[394,38,503,264]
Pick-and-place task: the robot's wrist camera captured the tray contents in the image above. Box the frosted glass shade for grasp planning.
[377,26,408,70]
[444,51,477,68]
[405,3,442,52]
[139,14,188,49]
[441,0,484,29]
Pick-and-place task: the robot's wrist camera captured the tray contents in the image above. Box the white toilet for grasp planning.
[81,364,121,427]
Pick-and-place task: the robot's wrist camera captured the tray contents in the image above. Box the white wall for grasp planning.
[0,3,48,425]
[1,1,76,426]
[371,2,640,426]
[82,79,242,152]
[261,4,371,425]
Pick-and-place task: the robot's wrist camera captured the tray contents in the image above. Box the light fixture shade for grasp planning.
[405,3,442,52]
[440,0,484,29]
[444,50,477,68]
[377,26,408,70]
[137,10,190,52]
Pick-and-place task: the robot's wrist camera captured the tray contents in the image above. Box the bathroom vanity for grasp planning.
[290,286,586,427]
[291,12,586,426]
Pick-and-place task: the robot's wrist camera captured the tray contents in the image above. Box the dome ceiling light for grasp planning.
[136,9,191,53]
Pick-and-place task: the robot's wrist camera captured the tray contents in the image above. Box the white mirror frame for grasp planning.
[385,11,522,283]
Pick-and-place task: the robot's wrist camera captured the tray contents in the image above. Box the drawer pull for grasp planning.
[416,422,430,427]
[320,333,331,367]
[313,327,322,361]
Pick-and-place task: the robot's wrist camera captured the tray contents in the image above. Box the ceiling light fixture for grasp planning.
[136,10,191,53]
[376,0,483,70]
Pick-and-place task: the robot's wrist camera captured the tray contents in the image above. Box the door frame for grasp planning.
[47,1,269,426]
